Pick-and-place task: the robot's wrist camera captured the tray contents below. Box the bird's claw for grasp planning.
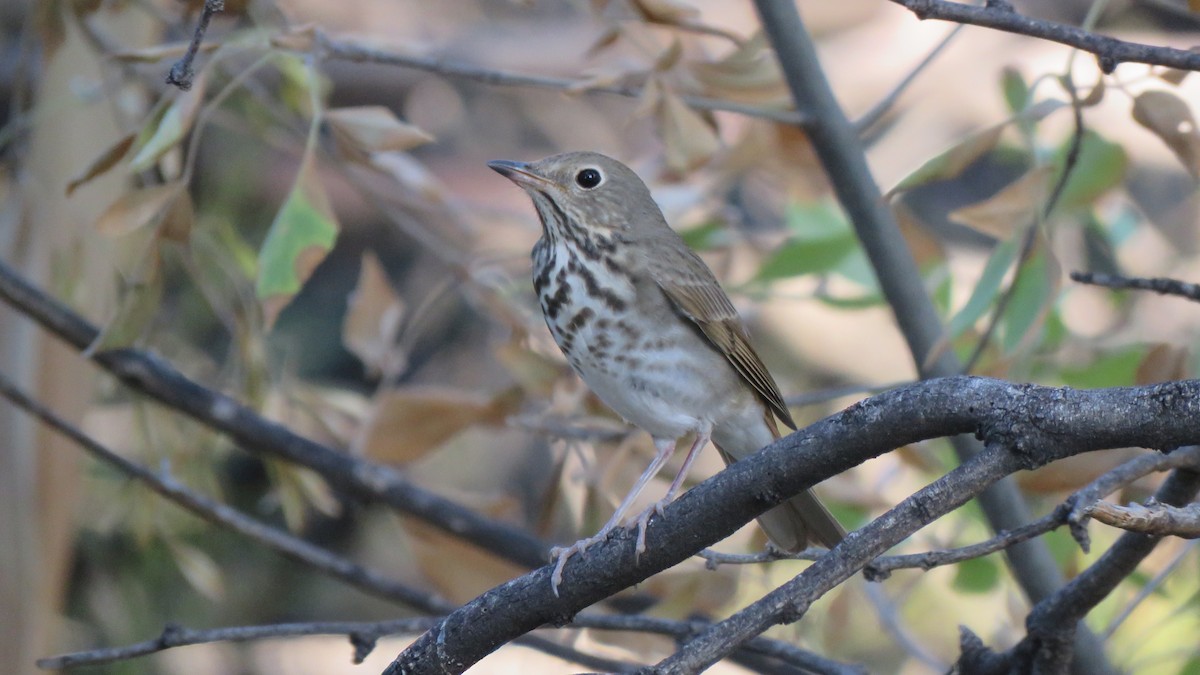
[549,530,610,596]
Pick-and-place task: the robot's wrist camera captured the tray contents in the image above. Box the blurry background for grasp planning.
[2,0,1199,673]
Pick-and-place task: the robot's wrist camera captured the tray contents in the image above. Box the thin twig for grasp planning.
[313,31,808,126]
[0,256,552,570]
[0,369,454,611]
[38,618,438,670]
[751,1,1114,671]
[864,503,1070,580]
[890,0,1200,73]
[697,545,823,569]
[863,583,947,671]
[855,23,965,134]
[1088,500,1200,538]
[1070,271,1200,302]
[167,0,225,89]
[1102,540,1198,639]
[962,71,1085,373]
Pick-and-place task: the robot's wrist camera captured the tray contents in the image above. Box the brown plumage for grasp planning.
[489,151,844,593]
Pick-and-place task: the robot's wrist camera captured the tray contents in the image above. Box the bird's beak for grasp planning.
[487,160,553,189]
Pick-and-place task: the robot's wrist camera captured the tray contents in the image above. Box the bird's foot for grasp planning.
[633,499,670,558]
[549,528,613,596]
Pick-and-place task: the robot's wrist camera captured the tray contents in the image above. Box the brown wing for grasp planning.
[652,253,797,430]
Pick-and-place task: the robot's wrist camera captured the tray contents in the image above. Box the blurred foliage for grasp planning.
[4,0,1200,673]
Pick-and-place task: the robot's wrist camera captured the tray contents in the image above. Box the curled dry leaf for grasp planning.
[109,41,218,64]
[888,124,1005,196]
[653,37,683,72]
[1132,89,1200,178]
[269,23,318,51]
[95,182,185,236]
[1135,343,1190,384]
[325,106,434,161]
[948,165,1053,240]
[129,75,208,173]
[656,86,720,173]
[358,386,521,465]
[891,201,944,268]
[342,250,406,376]
[66,133,134,196]
[631,0,699,25]
[689,32,788,106]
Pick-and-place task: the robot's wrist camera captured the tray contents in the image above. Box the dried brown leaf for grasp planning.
[269,23,318,51]
[892,201,945,268]
[66,134,135,196]
[689,32,788,106]
[325,106,434,160]
[342,251,405,375]
[159,188,195,243]
[359,386,517,465]
[110,41,218,64]
[631,0,699,25]
[657,87,720,173]
[948,166,1053,240]
[96,183,184,236]
[1132,89,1200,178]
[1135,343,1190,384]
[888,125,1005,196]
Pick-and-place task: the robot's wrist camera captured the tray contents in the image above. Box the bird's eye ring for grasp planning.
[575,168,603,189]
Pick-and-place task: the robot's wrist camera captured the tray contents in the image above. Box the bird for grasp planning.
[488,151,844,593]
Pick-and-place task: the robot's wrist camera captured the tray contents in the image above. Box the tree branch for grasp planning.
[889,0,1200,73]
[1088,500,1200,538]
[750,3,1112,671]
[960,462,1200,673]
[39,619,438,670]
[312,31,808,127]
[386,376,1200,673]
[167,0,224,89]
[0,256,552,570]
[1071,271,1200,302]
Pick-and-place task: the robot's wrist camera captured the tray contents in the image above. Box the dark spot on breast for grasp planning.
[566,307,594,334]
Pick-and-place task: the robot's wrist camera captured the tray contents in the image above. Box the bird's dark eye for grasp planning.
[575,168,602,189]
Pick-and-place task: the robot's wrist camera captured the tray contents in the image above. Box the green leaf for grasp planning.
[1001,67,1029,115]
[1053,130,1127,210]
[756,236,856,281]
[129,77,207,173]
[256,157,340,328]
[947,235,1019,339]
[1061,346,1145,389]
[784,201,851,239]
[888,125,1005,195]
[1000,249,1057,353]
[680,219,724,250]
[953,556,1000,594]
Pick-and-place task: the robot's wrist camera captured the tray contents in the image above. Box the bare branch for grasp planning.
[388,376,1200,673]
[38,619,438,670]
[167,0,224,89]
[697,544,823,569]
[312,32,808,126]
[865,503,1070,581]
[0,256,551,570]
[889,0,1200,73]
[750,2,1113,670]
[962,463,1200,672]
[0,369,453,612]
[1070,271,1200,302]
[1088,500,1200,538]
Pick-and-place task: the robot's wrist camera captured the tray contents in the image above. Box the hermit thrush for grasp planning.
[489,152,844,593]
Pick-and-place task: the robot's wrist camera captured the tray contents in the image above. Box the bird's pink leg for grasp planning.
[550,437,677,595]
[633,428,710,555]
